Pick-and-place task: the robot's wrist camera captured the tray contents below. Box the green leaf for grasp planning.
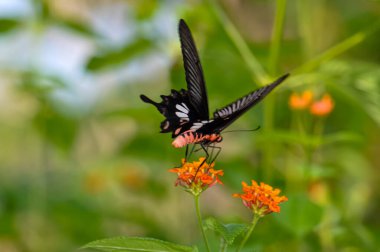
[33,103,79,152]
[54,18,97,37]
[293,19,380,74]
[132,0,158,20]
[0,18,21,33]
[86,39,152,71]
[19,71,66,96]
[275,193,323,238]
[257,130,362,147]
[204,218,247,245]
[82,236,197,252]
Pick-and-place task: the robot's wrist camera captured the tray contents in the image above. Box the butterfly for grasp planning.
[140,19,289,159]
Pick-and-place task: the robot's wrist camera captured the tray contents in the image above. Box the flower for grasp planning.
[233,180,288,217]
[168,157,223,195]
[289,90,313,110]
[84,172,106,194]
[120,167,147,190]
[308,180,329,205]
[310,94,334,116]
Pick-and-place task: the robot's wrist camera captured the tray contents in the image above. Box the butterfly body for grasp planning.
[172,130,222,148]
[140,19,289,150]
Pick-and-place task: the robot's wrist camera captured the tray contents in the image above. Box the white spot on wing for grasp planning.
[176,104,189,113]
[190,120,212,130]
[175,112,188,119]
[191,122,204,130]
[181,103,189,111]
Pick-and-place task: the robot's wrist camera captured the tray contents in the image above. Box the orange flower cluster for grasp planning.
[233,180,288,216]
[289,90,313,110]
[289,91,334,116]
[169,157,223,194]
[310,94,335,116]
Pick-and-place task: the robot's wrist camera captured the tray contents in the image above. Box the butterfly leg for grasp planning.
[193,144,210,159]
[176,144,195,168]
[185,144,196,161]
[208,144,222,164]
[207,144,214,163]
[184,145,189,162]
[191,143,209,183]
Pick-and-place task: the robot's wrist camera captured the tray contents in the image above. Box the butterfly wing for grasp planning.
[140,20,210,138]
[179,19,209,120]
[211,74,290,132]
[140,89,199,137]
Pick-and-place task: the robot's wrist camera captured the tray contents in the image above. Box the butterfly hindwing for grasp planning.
[140,89,198,137]
[178,19,209,120]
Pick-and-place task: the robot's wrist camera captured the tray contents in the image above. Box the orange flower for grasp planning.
[169,157,223,195]
[289,90,313,110]
[233,180,288,216]
[84,172,106,194]
[310,94,334,116]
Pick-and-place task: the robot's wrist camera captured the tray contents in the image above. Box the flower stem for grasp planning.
[269,0,287,75]
[262,0,287,182]
[208,0,269,84]
[236,214,260,252]
[194,194,211,252]
[219,237,228,252]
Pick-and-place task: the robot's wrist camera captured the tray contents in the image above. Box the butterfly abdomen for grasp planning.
[172,131,222,148]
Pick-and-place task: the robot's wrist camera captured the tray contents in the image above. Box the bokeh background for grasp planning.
[1,0,380,251]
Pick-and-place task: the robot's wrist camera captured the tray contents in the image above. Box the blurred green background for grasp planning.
[1,0,380,251]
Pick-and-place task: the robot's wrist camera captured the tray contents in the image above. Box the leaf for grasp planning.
[33,103,79,152]
[204,218,247,245]
[86,39,152,71]
[132,0,158,20]
[0,18,21,33]
[321,60,380,127]
[82,236,197,252]
[257,130,362,147]
[19,71,66,96]
[54,18,97,37]
[275,193,323,238]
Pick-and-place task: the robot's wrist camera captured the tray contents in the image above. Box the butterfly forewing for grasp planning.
[178,19,209,120]
[211,74,289,132]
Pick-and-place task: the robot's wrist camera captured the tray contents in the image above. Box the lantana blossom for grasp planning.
[233,180,288,217]
[289,90,313,110]
[169,157,223,195]
[310,94,334,116]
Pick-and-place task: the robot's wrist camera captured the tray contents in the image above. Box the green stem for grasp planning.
[293,19,380,74]
[305,116,325,183]
[262,96,275,182]
[269,0,287,75]
[194,194,211,252]
[263,0,287,181]
[208,0,269,84]
[236,214,260,252]
[219,237,228,252]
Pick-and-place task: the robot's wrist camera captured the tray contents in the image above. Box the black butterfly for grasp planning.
[141,19,289,159]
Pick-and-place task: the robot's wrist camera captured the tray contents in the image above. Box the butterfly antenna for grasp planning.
[223,125,261,134]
